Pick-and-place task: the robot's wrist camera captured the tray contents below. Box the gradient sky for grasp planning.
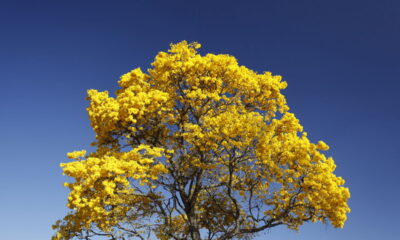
[1,0,399,239]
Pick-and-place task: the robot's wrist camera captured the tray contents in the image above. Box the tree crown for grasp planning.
[53,41,350,240]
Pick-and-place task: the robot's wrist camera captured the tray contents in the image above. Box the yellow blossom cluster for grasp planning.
[53,146,167,239]
[255,112,350,229]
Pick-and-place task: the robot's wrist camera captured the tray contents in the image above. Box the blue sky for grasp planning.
[1,0,399,239]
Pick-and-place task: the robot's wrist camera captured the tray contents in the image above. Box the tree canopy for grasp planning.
[53,41,350,240]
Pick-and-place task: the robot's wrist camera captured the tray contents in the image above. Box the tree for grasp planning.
[53,41,350,240]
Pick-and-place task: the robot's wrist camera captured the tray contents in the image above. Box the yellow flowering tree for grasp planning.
[53,41,350,240]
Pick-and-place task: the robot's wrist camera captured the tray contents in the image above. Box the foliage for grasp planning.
[53,41,350,240]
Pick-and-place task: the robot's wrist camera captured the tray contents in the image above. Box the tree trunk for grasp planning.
[191,229,201,240]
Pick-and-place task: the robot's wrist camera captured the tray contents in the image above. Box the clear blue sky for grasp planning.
[1,0,399,239]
